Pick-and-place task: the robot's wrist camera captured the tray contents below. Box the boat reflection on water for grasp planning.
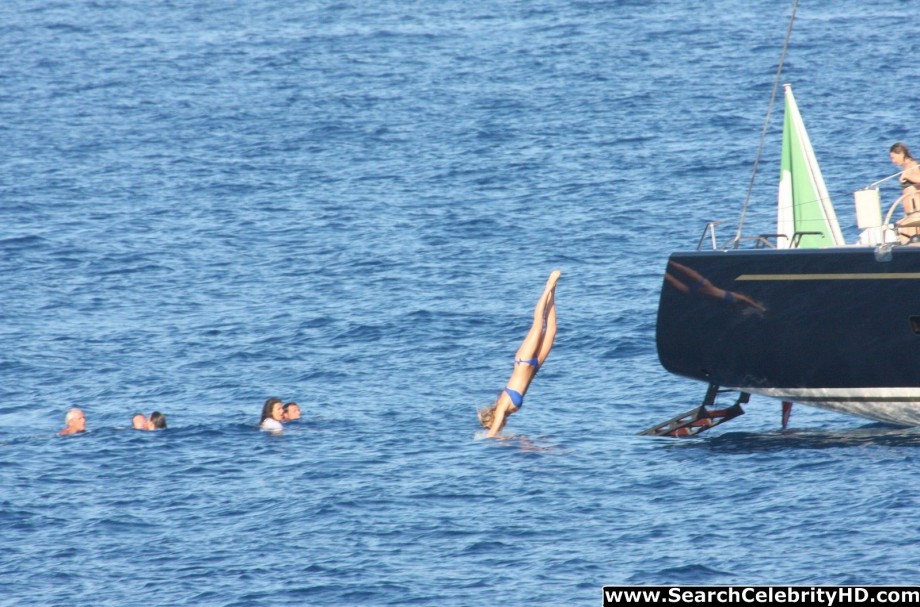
[664,260,766,316]
[703,425,920,452]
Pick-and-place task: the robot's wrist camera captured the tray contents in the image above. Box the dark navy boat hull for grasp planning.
[656,246,920,425]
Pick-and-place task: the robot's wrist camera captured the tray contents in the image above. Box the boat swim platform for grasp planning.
[639,385,749,438]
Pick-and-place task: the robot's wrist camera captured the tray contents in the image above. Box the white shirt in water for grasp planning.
[260,418,283,433]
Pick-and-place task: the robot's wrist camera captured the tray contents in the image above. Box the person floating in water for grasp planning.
[132,411,167,430]
[149,411,167,430]
[260,397,284,433]
[282,402,301,422]
[479,270,561,438]
[59,408,86,436]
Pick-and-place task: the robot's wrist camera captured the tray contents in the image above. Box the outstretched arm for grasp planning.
[486,396,514,438]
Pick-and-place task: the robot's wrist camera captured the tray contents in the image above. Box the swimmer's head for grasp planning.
[149,411,167,430]
[282,402,301,421]
[132,414,148,430]
[65,408,86,432]
[261,397,284,423]
[477,405,497,429]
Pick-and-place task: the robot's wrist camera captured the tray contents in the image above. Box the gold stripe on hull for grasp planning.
[736,273,920,281]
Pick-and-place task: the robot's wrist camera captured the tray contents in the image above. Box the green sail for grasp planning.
[777,85,843,248]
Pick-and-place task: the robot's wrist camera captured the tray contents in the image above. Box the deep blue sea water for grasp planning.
[3,1,920,605]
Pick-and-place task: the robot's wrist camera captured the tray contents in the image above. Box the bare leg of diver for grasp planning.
[514,271,560,362]
[537,290,557,366]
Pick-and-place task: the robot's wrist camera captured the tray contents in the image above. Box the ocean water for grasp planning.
[3,1,920,605]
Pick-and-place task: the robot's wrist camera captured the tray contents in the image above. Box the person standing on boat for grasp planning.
[889,142,920,241]
[478,270,560,438]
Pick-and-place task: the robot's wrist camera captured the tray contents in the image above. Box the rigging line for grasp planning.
[867,169,909,189]
[730,0,800,249]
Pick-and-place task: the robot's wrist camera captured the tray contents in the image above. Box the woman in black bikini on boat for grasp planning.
[478,270,560,438]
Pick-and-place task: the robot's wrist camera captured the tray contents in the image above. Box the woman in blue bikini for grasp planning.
[479,270,561,437]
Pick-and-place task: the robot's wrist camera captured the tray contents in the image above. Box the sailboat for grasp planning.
[649,83,920,435]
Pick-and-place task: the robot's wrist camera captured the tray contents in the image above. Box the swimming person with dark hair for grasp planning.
[282,402,301,422]
[478,270,561,438]
[148,411,167,430]
[260,397,284,433]
[131,411,166,430]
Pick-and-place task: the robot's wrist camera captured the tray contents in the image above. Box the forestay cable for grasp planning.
[731,0,800,248]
